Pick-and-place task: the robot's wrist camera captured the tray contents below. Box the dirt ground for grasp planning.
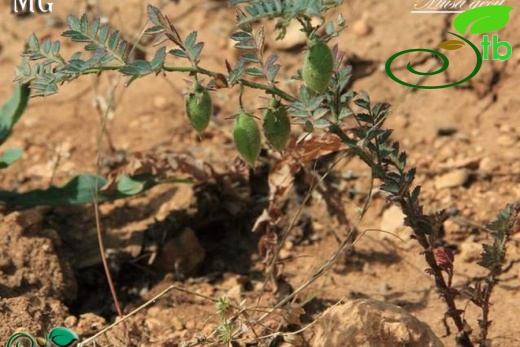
[0,0,519,346]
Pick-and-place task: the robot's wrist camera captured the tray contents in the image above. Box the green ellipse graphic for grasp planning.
[453,5,513,35]
[385,31,482,89]
[6,332,40,347]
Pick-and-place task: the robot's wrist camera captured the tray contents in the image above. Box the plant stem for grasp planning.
[479,275,495,347]
[479,205,519,346]
[163,65,298,102]
[400,194,473,347]
[78,64,298,103]
[330,120,473,346]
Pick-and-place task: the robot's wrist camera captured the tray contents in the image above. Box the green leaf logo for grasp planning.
[48,327,79,347]
[453,5,513,35]
[437,39,465,50]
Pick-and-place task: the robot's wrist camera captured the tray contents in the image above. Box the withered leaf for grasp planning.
[225,59,232,74]
[254,26,265,53]
[214,73,229,89]
[252,208,272,233]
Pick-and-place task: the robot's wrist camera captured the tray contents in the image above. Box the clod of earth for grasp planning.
[312,299,444,347]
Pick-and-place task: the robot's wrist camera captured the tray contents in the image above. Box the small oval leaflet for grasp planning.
[453,5,513,35]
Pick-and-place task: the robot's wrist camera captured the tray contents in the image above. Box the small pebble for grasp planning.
[499,124,514,133]
[171,317,184,331]
[64,315,78,328]
[479,157,494,172]
[497,134,517,147]
[434,169,469,190]
[352,19,371,37]
[459,236,482,262]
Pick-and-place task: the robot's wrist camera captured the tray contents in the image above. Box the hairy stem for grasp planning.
[479,275,495,347]
[401,194,473,347]
[330,119,473,346]
[77,64,298,102]
[479,205,519,346]
[163,65,298,102]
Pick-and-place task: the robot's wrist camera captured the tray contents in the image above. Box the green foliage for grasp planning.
[0,173,189,207]
[7,3,517,345]
[0,81,192,207]
[0,83,30,171]
[215,296,234,343]
[62,14,128,62]
[121,47,166,85]
[146,5,204,66]
[14,13,132,96]
[230,28,281,82]
[231,0,343,39]
[0,83,30,145]
[478,204,515,271]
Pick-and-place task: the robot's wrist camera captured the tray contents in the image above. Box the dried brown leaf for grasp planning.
[268,161,297,202]
[214,73,229,89]
[289,133,346,163]
[252,208,272,233]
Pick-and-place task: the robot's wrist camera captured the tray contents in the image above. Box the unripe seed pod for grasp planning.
[263,99,290,152]
[302,38,333,93]
[233,112,261,166]
[185,81,213,133]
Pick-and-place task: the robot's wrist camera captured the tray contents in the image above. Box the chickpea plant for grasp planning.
[2,0,519,346]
